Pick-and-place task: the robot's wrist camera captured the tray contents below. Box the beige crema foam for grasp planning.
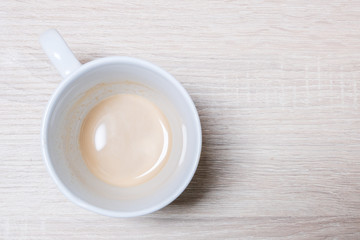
[79,94,172,187]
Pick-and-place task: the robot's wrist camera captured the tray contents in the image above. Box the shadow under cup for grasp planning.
[43,58,201,217]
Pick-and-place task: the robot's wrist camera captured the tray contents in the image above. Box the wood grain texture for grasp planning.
[1,0,360,239]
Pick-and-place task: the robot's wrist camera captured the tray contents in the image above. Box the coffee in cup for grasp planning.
[79,93,172,187]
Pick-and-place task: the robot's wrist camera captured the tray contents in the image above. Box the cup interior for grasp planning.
[43,57,201,217]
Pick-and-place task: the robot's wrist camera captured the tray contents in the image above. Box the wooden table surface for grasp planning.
[1,1,360,239]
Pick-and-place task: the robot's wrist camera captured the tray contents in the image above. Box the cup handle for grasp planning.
[40,29,82,79]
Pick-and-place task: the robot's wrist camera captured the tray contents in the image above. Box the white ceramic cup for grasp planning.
[40,29,202,217]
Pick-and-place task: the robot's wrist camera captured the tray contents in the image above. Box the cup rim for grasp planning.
[41,56,202,217]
